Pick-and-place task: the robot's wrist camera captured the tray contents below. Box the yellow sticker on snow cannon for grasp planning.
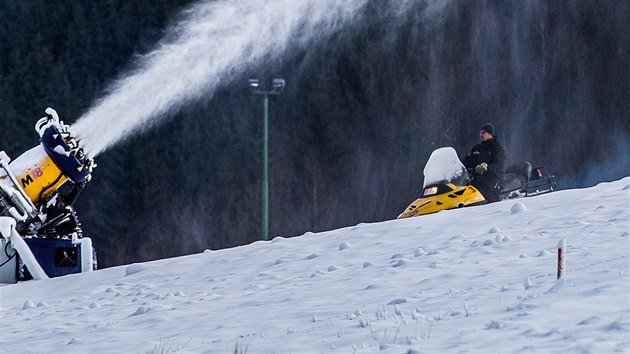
[20,168,40,187]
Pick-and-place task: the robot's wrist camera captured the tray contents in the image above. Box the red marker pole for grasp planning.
[557,239,567,279]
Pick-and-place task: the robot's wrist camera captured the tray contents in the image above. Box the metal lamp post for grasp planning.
[249,78,285,241]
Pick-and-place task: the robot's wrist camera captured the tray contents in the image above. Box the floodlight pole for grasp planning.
[262,93,269,242]
[249,78,285,241]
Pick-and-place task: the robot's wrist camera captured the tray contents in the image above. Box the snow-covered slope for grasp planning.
[1,178,629,353]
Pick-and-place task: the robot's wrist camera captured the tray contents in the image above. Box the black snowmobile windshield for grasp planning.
[422,147,468,188]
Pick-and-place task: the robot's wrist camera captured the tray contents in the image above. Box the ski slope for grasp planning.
[1,178,629,353]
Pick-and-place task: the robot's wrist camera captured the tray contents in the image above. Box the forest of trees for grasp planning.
[1,0,628,267]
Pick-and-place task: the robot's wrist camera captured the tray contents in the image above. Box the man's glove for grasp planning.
[475,162,488,175]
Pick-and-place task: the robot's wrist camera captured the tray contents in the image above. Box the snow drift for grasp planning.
[1,177,628,353]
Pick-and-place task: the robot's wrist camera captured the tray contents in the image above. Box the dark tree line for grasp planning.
[1,0,628,267]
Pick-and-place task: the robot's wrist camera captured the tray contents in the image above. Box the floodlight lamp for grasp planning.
[248,79,260,88]
[272,78,285,91]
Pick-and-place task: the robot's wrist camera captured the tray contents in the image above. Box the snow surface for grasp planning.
[1,178,629,353]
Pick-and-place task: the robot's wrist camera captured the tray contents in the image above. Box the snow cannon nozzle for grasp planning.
[36,108,96,183]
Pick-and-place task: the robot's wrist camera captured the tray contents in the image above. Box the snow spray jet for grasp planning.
[72,0,372,157]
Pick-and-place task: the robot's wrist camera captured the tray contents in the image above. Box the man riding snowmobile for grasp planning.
[461,123,505,203]
[398,124,556,219]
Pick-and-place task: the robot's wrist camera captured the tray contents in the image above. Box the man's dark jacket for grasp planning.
[462,137,506,202]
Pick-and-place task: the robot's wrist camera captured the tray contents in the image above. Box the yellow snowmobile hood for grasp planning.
[397,183,486,219]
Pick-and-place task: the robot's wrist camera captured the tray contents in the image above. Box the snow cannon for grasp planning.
[0,108,96,284]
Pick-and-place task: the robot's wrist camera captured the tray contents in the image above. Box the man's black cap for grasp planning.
[480,123,495,135]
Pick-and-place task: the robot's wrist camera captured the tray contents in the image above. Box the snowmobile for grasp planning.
[397,147,556,219]
[0,108,96,283]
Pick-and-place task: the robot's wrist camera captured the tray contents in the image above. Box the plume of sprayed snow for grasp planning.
[72,0,370,157]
